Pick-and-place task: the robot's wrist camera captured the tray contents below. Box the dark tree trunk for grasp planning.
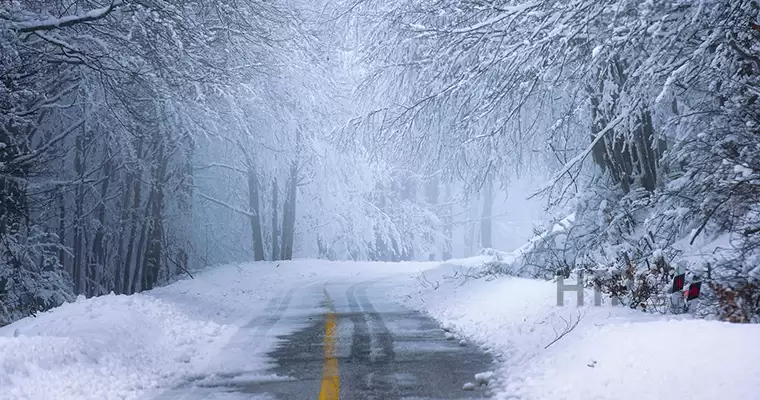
[72,133,85,295]
[271,179,280,261]
[0,119,28,241]
[634,110,659,192]
[122,161,143,294]
[139,138,167,292]
[142,195,162,292]
[248,166,265,261]
[90,147,112,296]
[131,202,149,294]
[57,179,66,274]
[116,168,134,295]
[589,59,664,194]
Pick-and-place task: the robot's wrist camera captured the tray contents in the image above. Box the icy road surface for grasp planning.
[160,278,493,400]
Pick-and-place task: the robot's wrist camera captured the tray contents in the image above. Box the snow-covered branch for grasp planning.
[450,3,538,34]
[14,1,122,33]
[12,119,85,166]
[193,163,247,175]
[196,192,256,218]
[532,111,629,197]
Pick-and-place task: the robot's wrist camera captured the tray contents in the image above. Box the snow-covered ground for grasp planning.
[3,256,758,400]
[391,260,760,400]
[0,260,429,400]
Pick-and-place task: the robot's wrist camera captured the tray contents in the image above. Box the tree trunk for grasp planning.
[115,169,134,295]
[0,121,28,241]
[90,147,112,296]
[425,176,439,261]
[481,178,493,249]
[271,179,280,261]
[317,235,330,259]
[131,201,150,294]
[400,173,416,261]
[280,162,298,260]
[121,139,144,295]
[57,178,67,275]
[442,184,452,261]
[372,181,389,261]
[589,59,662,194]
[72,132,85,295]
[248,166,265,261]
[141,149,167,291]
[635,110,659,192]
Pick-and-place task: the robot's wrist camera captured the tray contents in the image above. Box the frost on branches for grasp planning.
[0,228,74,325]
[523,1,760,322]
[350,0,760,321]
[0,0,455,325]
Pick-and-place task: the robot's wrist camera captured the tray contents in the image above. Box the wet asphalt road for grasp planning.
[163,278,494,400]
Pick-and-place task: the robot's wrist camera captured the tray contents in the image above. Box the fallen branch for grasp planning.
[544,310,585,349]
[166,253,194,280]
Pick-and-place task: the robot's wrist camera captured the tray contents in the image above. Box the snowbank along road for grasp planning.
[3,259,759,400]
[161,277,494,400]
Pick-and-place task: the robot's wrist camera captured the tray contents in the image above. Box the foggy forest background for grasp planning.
[2,0,759,324]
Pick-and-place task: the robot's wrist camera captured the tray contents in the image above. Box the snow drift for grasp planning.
[392,260,760,400]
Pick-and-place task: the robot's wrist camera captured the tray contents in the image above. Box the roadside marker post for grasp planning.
[670,263,701,314]
[670,266,686,313]
[556,266,701,310]
[687,279,702,301]
[672,272,685,293]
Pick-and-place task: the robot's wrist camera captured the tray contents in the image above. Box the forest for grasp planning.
[1,0,759,324]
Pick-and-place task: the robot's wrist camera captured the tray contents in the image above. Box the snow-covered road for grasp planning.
[159,277,493,399]
[2,258,759,400]
[2,260,484,400]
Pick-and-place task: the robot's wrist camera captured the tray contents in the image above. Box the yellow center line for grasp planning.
[319,288,339,400]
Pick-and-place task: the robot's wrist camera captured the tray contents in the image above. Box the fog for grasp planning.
[3,0,758,323]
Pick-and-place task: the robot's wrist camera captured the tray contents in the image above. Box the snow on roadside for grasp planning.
[0,260,429,400]
[0,293,230,400]
[391,260,760,400]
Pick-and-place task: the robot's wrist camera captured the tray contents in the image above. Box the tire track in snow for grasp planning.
[155,283,306,399]
[346,282,371,362]
[343,280,401,399]
[356,280,396,364]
